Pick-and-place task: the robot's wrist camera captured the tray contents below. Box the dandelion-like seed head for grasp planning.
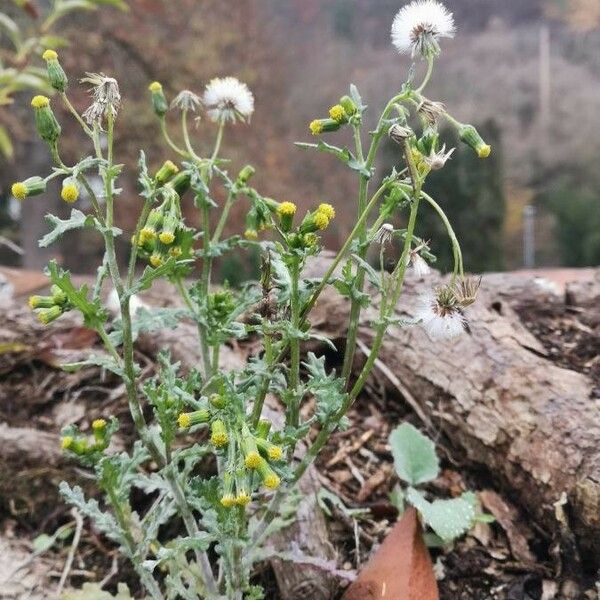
[203,77,254,123]
[391,0,456,59]
[81,73,121,126]
[171,90,202,112]
[415,287,465,341]
[374,223,394,245]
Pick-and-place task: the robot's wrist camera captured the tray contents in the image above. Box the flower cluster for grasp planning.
[60,418,116,464]
[28,285,71,324]
[177,402,284,508]
[310,94,358,136]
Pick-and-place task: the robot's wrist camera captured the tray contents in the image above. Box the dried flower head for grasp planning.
[81,73,121,126]
[391,0,456,58]
[203,77,254,123]
[454,276,481,307]
[171,90,202,112]
[374,223,394,245]
[415,286,465,340]
[418,98,446,124]
[388,123,414,145]
[422,144,454,171]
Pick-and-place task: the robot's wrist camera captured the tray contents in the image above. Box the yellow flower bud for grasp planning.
[61,436,74,450]
[210,420,228,447]
[11,182,28,200]
[329,104,346,123]
[148,81,163,93]
[235,491,251,506]
[220,493,236,508]
[244,229,258,240]
[317,203,335,220]
[478,144,492,159]
[92,418,106,431]
[268,445,283,461]
[313,211,330,230]
[42,49,58,61]
[168,246,182,258]
[278,202,297,216]
[61,183,79,203]
[309,119,323,135]
[159,231,175,245]
[178,413,191,428]
[31,95,50,109]
[244,451,262,469]
[150,253,164,268]
[264,473,280,490]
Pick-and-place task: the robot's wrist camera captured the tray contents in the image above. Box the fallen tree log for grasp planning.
[307,259,600,571]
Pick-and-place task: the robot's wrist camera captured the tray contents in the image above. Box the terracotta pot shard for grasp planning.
[342,507,439,600]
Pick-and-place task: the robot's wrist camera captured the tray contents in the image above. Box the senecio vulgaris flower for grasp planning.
[391,0,456,59]
[203,77,254,123]
[416,286,465,341]
[81,73,121,126]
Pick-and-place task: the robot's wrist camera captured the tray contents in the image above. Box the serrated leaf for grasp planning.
[406,488,477,543]
[45,260,107,330]
[389,423,439,485]
[40,209,97,247]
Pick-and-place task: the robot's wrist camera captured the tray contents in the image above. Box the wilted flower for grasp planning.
[415,286,465,340]
[422,144,454,170]
[170,90,202,112]
[406,249,431,277]
[388,123,414,144]
[454,276,482,307]
[418,98,446,124]
[391,0,456,59]
[374,223,394,245]
[81,73,121,126]
[203,77,254,123]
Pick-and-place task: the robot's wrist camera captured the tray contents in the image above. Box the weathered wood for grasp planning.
[309,259,600,569]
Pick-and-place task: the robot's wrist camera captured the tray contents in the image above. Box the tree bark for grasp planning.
[308,260,600,570]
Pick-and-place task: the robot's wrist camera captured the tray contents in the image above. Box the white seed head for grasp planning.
[391,0,456,58]
[203,77,254,123]
[171,90,202,112]
[407,251,431,277]
[415,291,465,341]
[374,223,395,245]
[81,73,121,125]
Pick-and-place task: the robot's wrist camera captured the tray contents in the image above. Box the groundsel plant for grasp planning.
[13,2,489,597]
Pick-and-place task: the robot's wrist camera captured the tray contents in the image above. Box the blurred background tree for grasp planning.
[1,0,599,274]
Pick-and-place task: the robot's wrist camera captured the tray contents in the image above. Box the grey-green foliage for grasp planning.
[388,422,483,543]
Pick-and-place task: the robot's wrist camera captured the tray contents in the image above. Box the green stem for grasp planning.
[212,191,235,244]
[420,190,464,279]
[160,117,188,157]
[60,92,93,137]
[416,55,434,94]
[250,332,272,426]
[288,258,301,432]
